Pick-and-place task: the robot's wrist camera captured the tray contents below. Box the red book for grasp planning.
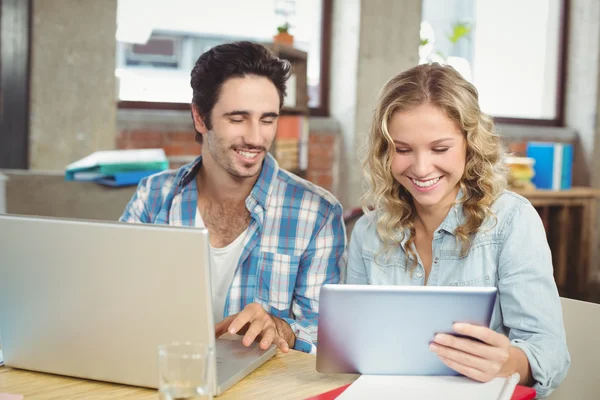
[305,384,351,400]
[511,385,537,400]
[305,384,535,400]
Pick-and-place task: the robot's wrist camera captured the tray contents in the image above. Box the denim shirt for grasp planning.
[346,191,570,398]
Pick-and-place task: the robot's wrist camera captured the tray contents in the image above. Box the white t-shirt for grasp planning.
[195,208,247,323]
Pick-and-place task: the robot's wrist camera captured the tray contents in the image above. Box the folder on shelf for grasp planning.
[65,149,169,185]
[93,169,164,187]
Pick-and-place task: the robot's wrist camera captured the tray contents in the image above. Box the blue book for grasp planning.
[526,142,573,190]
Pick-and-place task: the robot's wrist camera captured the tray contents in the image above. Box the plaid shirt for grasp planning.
[119,154,346,353]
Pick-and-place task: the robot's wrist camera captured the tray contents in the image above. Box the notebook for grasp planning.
[306,382,536,400]
[336,374,520,400]
[0,394,23,400]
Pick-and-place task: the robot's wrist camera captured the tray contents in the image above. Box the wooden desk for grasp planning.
[513,187,600,297]
[0,350,358,399]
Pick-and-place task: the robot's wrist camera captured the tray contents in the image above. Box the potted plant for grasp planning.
[274,22,293,46]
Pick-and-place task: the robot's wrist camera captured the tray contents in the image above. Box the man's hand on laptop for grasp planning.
[214,303,296,353]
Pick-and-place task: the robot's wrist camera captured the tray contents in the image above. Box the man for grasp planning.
[120,41,346,354]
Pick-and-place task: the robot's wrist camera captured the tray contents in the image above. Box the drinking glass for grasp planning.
[158,342,214,400]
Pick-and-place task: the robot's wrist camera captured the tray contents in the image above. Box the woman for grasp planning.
[346,63,570,397]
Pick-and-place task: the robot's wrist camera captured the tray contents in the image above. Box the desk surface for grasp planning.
[0,350,358,399]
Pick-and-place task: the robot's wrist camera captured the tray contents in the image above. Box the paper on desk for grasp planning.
[0,394,23,400]
[337,374,520,400]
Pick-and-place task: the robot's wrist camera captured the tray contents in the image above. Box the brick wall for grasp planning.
[115,123,339,194]
[116,129,201,168]
[306,134,335,191]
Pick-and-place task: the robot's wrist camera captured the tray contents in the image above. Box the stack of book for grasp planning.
[505,156,536,190]
[65,149,169,187]
[274,115,308,172]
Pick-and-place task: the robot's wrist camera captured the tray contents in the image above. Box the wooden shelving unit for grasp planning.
[512,187,600,298]
[263,43,309,178]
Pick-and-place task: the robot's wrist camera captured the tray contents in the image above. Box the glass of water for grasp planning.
[158,342,214,400]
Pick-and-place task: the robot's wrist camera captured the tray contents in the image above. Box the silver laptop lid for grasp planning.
[0,214,215,389]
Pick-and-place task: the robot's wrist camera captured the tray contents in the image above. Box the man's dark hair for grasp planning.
[191,41,291,144]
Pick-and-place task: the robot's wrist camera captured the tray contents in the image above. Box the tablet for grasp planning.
[316,284,497,375]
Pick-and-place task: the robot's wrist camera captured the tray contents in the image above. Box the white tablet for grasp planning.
[316,284,497,375]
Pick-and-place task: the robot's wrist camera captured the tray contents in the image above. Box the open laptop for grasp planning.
[316,284,497,376]
[0,214,276,395]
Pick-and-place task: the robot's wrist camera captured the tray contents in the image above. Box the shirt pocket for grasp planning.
[363,251,409,285]
[256,252,300,311]
[440,239,499,288]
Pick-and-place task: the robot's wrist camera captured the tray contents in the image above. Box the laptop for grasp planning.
[316,284,497,375]
[0,214,276,395]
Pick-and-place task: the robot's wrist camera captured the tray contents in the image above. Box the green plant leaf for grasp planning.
[277,22,290,34]
[447,22,472,44]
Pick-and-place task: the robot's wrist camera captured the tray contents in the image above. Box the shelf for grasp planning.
[513,187,600,200]
[263,42,309,174]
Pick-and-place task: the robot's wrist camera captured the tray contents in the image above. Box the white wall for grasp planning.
[563,0,600,280]
[329,0,361,207]
[330,0,421,208]
[565,0,600,173]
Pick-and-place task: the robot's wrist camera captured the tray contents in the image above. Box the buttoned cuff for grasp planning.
[282,317,315,353]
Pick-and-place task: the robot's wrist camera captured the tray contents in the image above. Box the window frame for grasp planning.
[0,0,32,169]
[117,0,332,117]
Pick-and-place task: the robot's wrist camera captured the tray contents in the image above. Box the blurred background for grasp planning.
[1,0,599,302]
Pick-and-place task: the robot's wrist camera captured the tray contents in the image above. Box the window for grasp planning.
[420,0,567,125]
[116,0,330,115]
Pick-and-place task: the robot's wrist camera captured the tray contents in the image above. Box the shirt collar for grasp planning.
[436,189,466,235]
[177,153,279,211]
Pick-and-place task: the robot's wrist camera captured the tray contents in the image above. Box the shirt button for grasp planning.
[416,272,423,278]
[434,258,439,264]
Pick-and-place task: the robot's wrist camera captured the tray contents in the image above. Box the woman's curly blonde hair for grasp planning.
[363,63,507,264]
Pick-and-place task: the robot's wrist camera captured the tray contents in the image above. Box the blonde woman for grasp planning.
[346,63,569,397]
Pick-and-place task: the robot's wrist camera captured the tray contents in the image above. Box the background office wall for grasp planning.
[329,0,422,208]
[29,0,117,170]
[13,0,600,275]
[564,0,600,191]
[24,0,600,197]
[564,0,600,280]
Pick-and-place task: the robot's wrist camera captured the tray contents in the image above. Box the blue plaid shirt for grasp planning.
[119,154,346,353]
